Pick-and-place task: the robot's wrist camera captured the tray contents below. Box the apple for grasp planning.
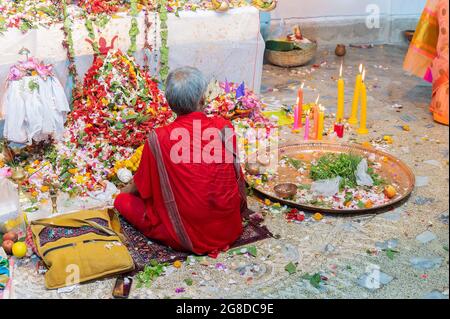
[2,239,14,255]
[3,231,18,243]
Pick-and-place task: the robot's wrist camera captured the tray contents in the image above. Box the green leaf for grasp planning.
[184,278,193,286]
[24,206,39,213]
[228,245,257,257]
[284,262,297,275]
[357,201,365,209]
[247,246,258,257]
[385,248,399,260]
[301,273,323,288]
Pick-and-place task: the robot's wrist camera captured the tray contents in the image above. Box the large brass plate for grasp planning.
[246,141,415,214]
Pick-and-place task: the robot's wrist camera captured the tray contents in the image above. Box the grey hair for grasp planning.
[165,67,208,115]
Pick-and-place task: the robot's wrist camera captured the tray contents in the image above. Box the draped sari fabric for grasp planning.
[114,112,243,255]
[404,0,449,125]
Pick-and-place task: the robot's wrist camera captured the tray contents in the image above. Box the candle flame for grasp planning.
[359,64,363,73]
[339,63,343,77]
[315,95,320,105]
[362,68,366,82]
[296,97,300,104]
[301,82,305,89]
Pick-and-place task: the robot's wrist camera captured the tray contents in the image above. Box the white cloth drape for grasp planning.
[2,76,70,144]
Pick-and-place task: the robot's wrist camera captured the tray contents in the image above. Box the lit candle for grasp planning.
[336,62,345,122]
[317,105,325,140]
[313,95,320,139]
[348,64,363,125]
[293,83,304,130]
[357,69,369,135]
[304,111,310,141]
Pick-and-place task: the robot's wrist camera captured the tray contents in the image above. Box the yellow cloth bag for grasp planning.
[30,209,134,289]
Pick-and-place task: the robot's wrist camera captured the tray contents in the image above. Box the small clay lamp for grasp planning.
[274,183,297,199]
[335,44,346,57]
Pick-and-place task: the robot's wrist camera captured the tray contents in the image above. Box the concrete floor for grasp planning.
[11,45,449,299]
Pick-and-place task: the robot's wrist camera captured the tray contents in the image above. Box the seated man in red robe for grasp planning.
[114,67,245,255]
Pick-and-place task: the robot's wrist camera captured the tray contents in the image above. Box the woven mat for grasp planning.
[119,217,272,270]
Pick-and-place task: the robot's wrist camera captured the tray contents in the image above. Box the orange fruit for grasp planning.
[12,242,27,258]
[384,185,397,199]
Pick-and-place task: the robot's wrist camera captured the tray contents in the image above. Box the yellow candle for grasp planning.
[336,63,345,122]
[348,64,363,125]
[317,105,325,140]
[357,69,369,135]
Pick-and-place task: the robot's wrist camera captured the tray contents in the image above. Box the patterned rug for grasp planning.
[119,217,273,271]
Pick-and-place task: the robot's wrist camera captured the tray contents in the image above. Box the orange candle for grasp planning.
[313,95,320,139]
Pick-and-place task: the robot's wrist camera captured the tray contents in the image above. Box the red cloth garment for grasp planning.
[114,112,243,254]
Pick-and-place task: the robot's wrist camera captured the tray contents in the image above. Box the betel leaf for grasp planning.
[285,262,297,275]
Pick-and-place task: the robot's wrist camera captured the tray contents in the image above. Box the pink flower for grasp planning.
[175,287,185,293]
[0,167,12,178]
[21,58,38,70]
[36,63,53,78]
[8,66,22,81]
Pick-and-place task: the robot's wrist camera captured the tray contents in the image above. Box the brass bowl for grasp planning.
[274,183,297,199]
[212,0,229,12]
[245,162,261,176]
